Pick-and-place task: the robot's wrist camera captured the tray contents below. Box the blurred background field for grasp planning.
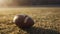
[0,7,60,34]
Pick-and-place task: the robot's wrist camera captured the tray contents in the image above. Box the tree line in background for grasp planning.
[18,0,60,6]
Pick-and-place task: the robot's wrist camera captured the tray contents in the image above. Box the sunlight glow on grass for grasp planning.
[0,7,60,34]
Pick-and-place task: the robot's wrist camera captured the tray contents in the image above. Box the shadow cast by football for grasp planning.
[19,27,60,34]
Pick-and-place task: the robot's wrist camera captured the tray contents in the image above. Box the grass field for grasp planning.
[0,7,60,34]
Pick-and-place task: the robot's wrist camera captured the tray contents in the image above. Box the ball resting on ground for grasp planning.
[13,14,34,28]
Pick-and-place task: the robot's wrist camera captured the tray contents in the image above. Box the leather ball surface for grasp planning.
[13,14,34,28]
